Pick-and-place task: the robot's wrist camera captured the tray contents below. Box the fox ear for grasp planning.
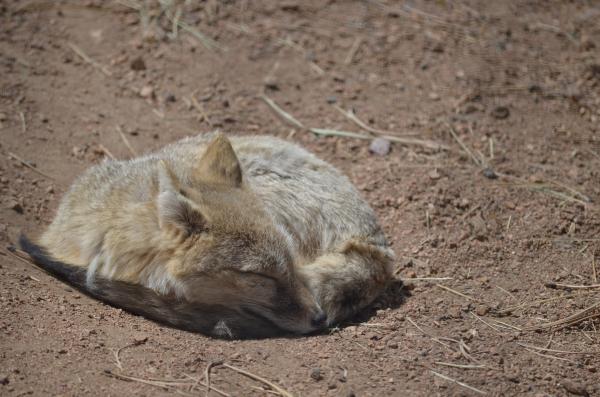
[157,162,206,234]
[195,133,242,187]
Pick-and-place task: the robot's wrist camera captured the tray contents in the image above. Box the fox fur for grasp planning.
[21,133,394,338]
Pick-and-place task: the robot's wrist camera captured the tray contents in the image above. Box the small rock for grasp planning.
[327,382,337,390]
[432,42,444,53]
[562,379,589,396]
[46,186,54,194]
[428,169,441,180]
[265,77,279,91]
[0,113,7,122]
[387,340,398,349]
[130,56,146,71]
[310,367,322,381]
[133,334,149,345]
[6,199,23,214]
[326,96,337,104]
[448,306,462,318]
[475,305,490,316]
[506,372,520,383]
[491,106,510,119]
[429,92,440,101]
[139,85,155,99]
[369,138,391,156]
[164,93,176,103]
[483,168,498,179]
[0,375,8,385]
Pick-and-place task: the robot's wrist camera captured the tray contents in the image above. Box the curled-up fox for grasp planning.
[21,133,394,338]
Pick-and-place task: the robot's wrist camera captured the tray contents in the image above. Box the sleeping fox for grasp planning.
[20,133,394,338]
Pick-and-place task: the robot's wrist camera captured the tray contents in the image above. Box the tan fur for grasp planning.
[37,132,394,336]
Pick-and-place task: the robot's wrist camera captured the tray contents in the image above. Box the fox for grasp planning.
[20,132,395,338]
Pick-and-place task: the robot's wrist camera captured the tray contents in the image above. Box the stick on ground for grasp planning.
[68,42,112,76]
[525,301,600,331]
[116,125,138,157]
[8,151,55,180]
[430,370,487,395]
[204,360,223,397]
[260,95,448,150]
[222,363,294,397]
[545,282,600,290]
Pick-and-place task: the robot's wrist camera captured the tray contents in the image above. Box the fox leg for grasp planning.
[296,239,395,325]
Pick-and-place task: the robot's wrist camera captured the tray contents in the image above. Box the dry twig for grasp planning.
[261,95,448,150]
[68,42,112,76]
[8,151,55,180]
[435,283,476,302]
[545,282,600,290]
[525,301,600,331]
[344,37,362,64]
[332,105,418,137]
[116,126,138,157]
[222,363,293,397]
[434,362,486,370]
[430,370,487,395]
[406,317,455,352]
[517,342,599,355]
[204,360,223,397]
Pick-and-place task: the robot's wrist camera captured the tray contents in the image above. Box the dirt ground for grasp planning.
[1,0,600,396]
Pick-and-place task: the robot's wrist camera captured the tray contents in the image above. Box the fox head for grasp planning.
[155,134,326,337]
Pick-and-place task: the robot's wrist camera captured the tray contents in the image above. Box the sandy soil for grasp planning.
[1,1,600,396]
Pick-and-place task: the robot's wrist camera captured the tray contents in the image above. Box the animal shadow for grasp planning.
[334,279,409,330]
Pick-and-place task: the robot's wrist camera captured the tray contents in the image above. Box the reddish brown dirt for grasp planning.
[1,1,600,396]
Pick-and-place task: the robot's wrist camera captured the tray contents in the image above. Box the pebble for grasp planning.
[475,305,490,316]
[130,56,146,71]
[6,199,23,214]
[387,340,398,349]
[483,168,498,179]
[263,77,279,91]
[491,106,510,119]
[428,169,441,180]
[369,138,391,156]
[139,85,155,99]
[448,306,462,318]
[0,375,8,385]
[310,367,322,381]
[133,333,149,345]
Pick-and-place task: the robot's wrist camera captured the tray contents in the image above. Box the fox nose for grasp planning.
[311,311,327,328]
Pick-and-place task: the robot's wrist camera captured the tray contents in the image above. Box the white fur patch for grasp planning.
[212,320,234,338]
[86,255,101,287]
[273,221,297,259]
[144,264,185,297]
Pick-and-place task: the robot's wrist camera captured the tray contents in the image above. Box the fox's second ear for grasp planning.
[195,133,242,187]
[157,191,206,234]
[157,162,206,234]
